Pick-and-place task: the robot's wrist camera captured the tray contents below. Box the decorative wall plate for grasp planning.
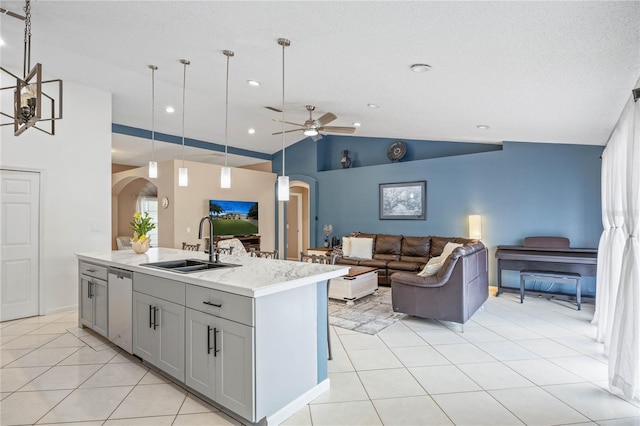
[387,141,407,162]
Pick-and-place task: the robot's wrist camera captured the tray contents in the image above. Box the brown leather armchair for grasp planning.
[390,241,488,324]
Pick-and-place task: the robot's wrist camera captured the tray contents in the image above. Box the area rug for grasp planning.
[328,286,407,335]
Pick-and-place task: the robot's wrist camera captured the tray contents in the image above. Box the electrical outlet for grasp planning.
[89,223,100,233]
[187,227,191,233]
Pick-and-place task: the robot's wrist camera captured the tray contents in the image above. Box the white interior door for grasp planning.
[1,170,40,321]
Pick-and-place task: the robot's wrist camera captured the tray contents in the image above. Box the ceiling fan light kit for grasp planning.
[272,104,356,139]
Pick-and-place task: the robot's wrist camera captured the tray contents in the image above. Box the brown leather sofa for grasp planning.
[335,233,483,285]
[390,239,488,324]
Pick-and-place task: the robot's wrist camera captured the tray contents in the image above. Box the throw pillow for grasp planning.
[441,242,463,259]
[349,237,373,260]
[417,242,463,277]
[417,256,443,277]
[342,237,352,257]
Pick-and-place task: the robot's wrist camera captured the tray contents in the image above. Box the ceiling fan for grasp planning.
[272,105,356,138]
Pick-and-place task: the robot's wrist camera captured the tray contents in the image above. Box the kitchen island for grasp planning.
[77,248,348,425]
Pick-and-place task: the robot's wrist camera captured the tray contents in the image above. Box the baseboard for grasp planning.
[44,304,78,316]
[266,378,330,425]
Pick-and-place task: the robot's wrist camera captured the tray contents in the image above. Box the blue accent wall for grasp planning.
[274,136,603,296]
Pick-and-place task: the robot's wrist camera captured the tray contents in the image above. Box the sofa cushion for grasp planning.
[350,237,374,259]
[387,261,424,272]
[430,237,463,257]
[401,236,431,257]
[374,253,400,261]
[375,234,402,255]
[337,257,361,266]
[358,259,389,269]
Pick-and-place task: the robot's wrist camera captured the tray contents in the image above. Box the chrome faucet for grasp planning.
[198,216,217,263]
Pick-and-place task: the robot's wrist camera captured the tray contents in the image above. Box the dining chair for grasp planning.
[250,248,278,259]
[299,251,335,360]
[182,242,201,251]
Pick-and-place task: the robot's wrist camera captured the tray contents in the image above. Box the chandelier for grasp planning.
[0,0,63,136]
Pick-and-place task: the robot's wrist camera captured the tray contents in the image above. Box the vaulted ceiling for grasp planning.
[1,1,638,167]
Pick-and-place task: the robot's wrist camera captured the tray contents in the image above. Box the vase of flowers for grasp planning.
[130,212,156,254]
[323,224,333,247]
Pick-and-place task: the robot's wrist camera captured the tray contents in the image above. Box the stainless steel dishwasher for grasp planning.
[108,267,132,353]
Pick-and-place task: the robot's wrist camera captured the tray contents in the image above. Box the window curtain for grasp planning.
[592,108,628,352]
[608,97,640,400]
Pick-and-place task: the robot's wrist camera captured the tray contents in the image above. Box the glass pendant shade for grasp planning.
[221,166,231,189]
[278,175,290,201]
[304,128,318,136]
[148,161,158,178]
[178,167,188,187]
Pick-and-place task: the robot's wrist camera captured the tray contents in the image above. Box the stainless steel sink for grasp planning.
[140,259,240,274]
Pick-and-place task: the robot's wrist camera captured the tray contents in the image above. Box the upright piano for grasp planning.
[495,237,597,296]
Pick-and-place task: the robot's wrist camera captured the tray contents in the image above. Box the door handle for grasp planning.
[89,281,94,299]
[149,304,153,328]
[203,301,222,308]
[213,327,220,357]
[207,325,212,354]
[153,307,158,330]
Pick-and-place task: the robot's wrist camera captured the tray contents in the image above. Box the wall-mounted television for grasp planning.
[208,199,258,236]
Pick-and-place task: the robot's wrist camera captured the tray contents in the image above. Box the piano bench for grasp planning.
[519,271,581,310]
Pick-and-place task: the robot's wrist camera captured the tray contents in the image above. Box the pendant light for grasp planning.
[277,38,290,201]
[178,59,190,187]
[220,50,234,189]
[148,65,158,178]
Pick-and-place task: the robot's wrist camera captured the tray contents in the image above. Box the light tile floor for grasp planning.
[1,292,639,425]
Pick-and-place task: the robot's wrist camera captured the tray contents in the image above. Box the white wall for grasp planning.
[1,82,112,314]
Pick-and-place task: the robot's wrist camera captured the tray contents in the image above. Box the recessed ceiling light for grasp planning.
[247,80,261,87]
[166,106,175,113]
[353,122,362,127]
[410,63,431,73]
[248,128,256,134]
[476,124,490,129]
[367,104,379,109]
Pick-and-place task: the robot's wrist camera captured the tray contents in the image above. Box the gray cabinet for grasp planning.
[185,286,254,421]
[79,261,108,337]
[132,273,186,382]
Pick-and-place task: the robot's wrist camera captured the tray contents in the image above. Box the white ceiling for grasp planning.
[1,1,639,168]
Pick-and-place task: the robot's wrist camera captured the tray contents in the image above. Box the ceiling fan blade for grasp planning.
[318,126,356,134]
[316,112,337,126]
[271,118,303,127]
[272,128,304,136]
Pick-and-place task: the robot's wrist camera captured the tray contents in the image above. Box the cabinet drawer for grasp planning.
[79,261,108,280]
[186,285,253,327]
[133,272,185,305]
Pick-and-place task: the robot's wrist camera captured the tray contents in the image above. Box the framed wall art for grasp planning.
[379,181,426,220]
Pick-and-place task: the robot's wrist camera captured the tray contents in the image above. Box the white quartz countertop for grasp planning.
[77,248,349,298]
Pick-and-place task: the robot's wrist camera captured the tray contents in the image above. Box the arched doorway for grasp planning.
[112,176,158,250]
[288,181,310,259]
